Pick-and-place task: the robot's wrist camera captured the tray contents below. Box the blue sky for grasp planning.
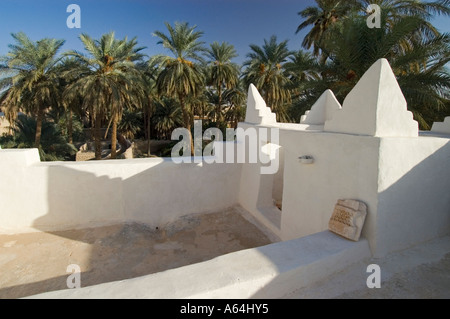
[0,0,449,65]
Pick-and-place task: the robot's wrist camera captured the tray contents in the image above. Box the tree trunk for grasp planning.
[34,107,44,148]
[147,98,152,156]
[94,116,102,160]
[217,84,223,124]
[111,114,118,159]
[67,110,73,144]
[178,93,194,156]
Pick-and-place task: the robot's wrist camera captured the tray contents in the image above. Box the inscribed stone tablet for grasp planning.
[328,199,367,241]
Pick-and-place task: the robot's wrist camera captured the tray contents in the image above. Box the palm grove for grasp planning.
[1,0,449,161]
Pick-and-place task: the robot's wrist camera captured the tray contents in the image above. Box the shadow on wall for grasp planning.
[0,158,249,298]
[2,137,448,298]
[249,139,450,298]
[35,165,124,229]
[374,139,450,256]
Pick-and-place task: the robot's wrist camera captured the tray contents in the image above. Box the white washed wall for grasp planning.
[0,149,242,233]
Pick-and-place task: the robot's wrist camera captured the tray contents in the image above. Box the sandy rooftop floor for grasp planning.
[0,208,271,299]
[2,207,448,299]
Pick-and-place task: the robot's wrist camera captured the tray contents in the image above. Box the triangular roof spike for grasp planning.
[245,84,277,125]
[324,58,418,137]
[431,116,450,135]
[300,89,342,125]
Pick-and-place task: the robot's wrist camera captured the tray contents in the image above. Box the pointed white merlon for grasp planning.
[324,58,418,137]
[431,117,450,135]
[300,89,342,125]
[245,84,277,125]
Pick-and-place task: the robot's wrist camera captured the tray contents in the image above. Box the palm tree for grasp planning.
[152,22,206,149]
[360,0,450,54]
[296,0,360,59]
[6,113,77,161]
[284,50,325,121]
[360,0,449,27]
[299,13,450,129]
[64,32,145,159]
[206,42,240,125]
[55,57,86,144]
[0,32,64,147]
[136,61,157,155]
[118,108,143,140]
[152,98,183,140]
[223,84,246,128]
[242,35,293,122]
[297,0,449,61]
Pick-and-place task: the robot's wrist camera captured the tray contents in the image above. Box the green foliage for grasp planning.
[0,114,77,161]
[291,0,450,128]
[0,32,65,146]
[152,22,207,131]
[118,109,143,140]
[64,31,146,159]
[2,6,449,162]
[152,98,183,140]
[242,36,293,122]
[57,112,86,142]
[205,42,241,124]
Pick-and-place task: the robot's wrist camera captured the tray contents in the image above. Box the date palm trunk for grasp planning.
[34,106,44,148]
[179,93,194,156]
[67,110,73,144]
[111,114,118,159]
[94,116,102,160]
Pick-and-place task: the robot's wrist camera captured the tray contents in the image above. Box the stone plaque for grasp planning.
[328,199,367,241]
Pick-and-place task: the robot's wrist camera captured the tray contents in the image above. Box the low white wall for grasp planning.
[0,149,242,233]
[280,130,380,245]
[375,136,450,256]
[27,231,371,299]
[277,128,450,257]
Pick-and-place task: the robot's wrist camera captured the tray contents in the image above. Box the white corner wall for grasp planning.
[0,149,242,233]
[279,130,380,247]
[375,136,450,256]
[272,128,450,257]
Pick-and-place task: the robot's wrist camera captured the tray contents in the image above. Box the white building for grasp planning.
[0,59,449,298]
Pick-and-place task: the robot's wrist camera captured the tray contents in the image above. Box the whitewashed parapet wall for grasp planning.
[0,151,242,234]
[300,89,341,125]
[244,84,277,125]
[240,58,450,257]
[431,116,450,134]
[324,59,418,137]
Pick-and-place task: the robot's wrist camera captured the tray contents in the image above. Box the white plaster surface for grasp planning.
[1,57,449,298]
[277,128,449,257]
[279,130,380,247]
[0,149,242,233]
[375,137,450,256]
[324,59,418,137]
[244,84,277,125]
[431,116,450,135]
[285,235,450,298]
[26,231,371,299]
[237,122,283,238]
[300,89,342,125]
